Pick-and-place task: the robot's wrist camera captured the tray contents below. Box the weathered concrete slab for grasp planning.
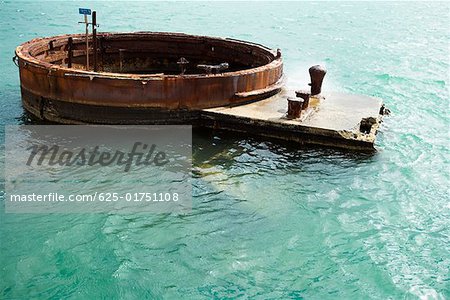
[201,89,383,150]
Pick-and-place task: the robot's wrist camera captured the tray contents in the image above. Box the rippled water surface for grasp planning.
[1,1,449,299]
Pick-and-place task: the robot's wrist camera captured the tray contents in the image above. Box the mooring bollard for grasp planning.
[309,65,327,95]
[287,97,304,119]
[359,117,377,134]
[295,90,311,109]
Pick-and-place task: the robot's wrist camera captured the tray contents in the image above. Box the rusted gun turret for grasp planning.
[309,65,327,95]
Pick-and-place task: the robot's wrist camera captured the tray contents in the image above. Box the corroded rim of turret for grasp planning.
[15,31,282,79]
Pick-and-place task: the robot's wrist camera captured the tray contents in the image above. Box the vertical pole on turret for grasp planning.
[78,8,92,70]
[67,37,73,68]
[92,11,97,72]
[84,14,89,70]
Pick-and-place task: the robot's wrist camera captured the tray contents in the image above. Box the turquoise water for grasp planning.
[1,1,449,299]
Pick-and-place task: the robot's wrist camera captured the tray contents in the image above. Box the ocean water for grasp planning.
[0,1,449,299]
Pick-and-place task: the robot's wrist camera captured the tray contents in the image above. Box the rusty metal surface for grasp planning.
[16,32,283,123]
[286,97,303,119]
[308,65,326,96]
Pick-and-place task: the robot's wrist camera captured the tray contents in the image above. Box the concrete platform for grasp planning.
[201,89,383,151]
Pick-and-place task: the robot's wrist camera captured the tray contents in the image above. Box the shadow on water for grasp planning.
[193,127,377,170]
[17,110,377,168]
[16,110,52,125]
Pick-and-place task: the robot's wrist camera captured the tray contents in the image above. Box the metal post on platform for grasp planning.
[287,97,304,119]
[92,11,97,72]
[309,65,327,95]
[295,90,311,109]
